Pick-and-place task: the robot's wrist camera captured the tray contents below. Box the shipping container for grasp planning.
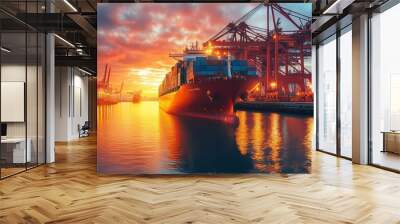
[248,70,257,76]
[159,57,257,96]
[231,60,247,66]
[180,66,187,85]
[187,61,195,82]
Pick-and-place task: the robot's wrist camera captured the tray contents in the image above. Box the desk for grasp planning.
[382,131,400,154]
[1,138,31,163]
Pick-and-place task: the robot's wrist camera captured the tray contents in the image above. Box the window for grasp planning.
[317,35,337,154]
[370,3,400,171]
[339,28,352,158]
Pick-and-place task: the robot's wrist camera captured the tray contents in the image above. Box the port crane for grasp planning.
[98,64,121,105]
[203,3,312,102]
[98,64,112,91]
[119,80,124,100]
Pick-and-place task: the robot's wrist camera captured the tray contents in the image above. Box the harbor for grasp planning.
[97,3,314,174]
[97,3,313,113]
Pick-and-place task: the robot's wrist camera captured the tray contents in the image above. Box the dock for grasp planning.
[235,101,313,115]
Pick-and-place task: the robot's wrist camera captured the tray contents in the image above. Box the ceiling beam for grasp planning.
[55,55,96,70]
[67,13,97,46]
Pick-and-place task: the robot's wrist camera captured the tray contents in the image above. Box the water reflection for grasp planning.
[97,101,312,174]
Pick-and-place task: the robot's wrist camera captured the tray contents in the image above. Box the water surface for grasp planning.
[97,101,313,174]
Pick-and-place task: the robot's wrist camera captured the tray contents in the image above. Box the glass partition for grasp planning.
[1,30,28,177]
[0,1,46,179]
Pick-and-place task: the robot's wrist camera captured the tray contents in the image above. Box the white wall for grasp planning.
[71,72,89,138]
[1,82,25,122]
[55,67,89,141]
[55,67,70,141]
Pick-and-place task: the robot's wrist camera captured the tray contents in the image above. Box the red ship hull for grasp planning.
[159,76,258,123]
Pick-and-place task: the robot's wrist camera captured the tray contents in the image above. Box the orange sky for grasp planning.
[97,3,311,98]
[97,3,259,98]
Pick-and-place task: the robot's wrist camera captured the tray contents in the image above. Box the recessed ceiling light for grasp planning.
[63,0,78,12]
[54,34,75,48]
[322,0,356,15]
[78,67,93,76]
[1,47,11,53]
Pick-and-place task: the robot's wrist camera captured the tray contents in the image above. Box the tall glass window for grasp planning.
[371,3,400,171]
[339,27,352,158]
[317,35,337,154]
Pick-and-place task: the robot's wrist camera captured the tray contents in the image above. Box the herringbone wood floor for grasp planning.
[1,136,400,224]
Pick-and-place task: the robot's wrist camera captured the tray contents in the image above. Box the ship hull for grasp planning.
[159,76,258,123]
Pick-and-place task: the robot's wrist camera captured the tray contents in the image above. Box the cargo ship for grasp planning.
[158,46,259,123]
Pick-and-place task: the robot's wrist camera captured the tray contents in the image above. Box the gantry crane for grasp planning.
[98,64,112,91]
[204,3,312,102]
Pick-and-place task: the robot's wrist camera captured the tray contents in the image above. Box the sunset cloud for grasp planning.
[97,3,311,98]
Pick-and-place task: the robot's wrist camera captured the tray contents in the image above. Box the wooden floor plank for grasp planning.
[0,135,400,223]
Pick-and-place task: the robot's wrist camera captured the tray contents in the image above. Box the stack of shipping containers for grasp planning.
[159,57,257,96]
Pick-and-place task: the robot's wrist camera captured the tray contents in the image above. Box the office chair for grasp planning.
[79,121,90,138]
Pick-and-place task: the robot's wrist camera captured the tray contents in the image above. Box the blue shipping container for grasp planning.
[248,71,257,76]
[231,60,247,66]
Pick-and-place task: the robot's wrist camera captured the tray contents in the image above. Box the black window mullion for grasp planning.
[315,44,319,151]
[336,29,341,157]
[0,22,2,179]
[36,0,39,167]
[25,0,28,171]
[367,11,373,165]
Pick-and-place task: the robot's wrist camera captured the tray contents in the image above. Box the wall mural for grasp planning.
[97,3,313,174]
